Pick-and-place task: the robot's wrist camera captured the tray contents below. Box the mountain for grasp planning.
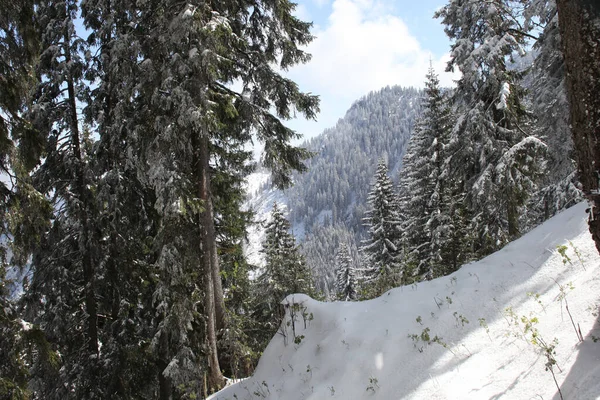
[212,202,600,400]
[244,86,422,294]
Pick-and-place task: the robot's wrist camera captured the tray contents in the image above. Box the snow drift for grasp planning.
[211,203,600,399]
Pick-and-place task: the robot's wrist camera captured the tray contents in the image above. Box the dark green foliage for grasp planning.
[335,243,357,301]
[360,160,403,297]
[435,0,547,258]
[253,203,317,350]
[399,66,456,280]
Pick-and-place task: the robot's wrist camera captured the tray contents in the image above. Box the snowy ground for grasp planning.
[211,202,600,399]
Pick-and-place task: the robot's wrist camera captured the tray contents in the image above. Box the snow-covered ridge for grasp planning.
[211,203,600,399]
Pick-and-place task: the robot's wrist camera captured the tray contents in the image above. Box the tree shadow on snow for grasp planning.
[552,307,600,400]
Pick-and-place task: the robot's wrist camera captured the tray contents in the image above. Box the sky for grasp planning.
[284,0,459,141]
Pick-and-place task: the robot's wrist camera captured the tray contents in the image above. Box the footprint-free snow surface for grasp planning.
[211,203,600,399]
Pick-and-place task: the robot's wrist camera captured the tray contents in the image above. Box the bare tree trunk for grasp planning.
[64,23,98,355]
[197,133,225,392]
[556,0,600,253]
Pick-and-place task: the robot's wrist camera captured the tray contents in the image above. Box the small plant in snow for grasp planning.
[408,327,449,353]
[527,291,546,312]
[504,308,564,400]
[568,241,586,270]
[366,377,379,393]
[553,280,583,342]
[252,381,270,398]
[556,244,571,266]
[479,317,492,341]
[453,312,469,327]
[329,386,335,396]
[445,296,453,306]
[416,315,423,325]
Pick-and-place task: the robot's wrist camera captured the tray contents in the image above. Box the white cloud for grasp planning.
[294,3,312,22]
[287,0,459,139]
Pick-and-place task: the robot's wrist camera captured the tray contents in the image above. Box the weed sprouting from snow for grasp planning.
[553,279,584,342]
[479,317,492,341]
[504,308,564,400]
[527,292,546,313]
[453,312,469,327]
[366,377,379,393]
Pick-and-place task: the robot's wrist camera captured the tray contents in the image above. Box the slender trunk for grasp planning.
[64,22,98,355]
[158,332,172,400]
[197,133,225,391]
[556,0,600,254]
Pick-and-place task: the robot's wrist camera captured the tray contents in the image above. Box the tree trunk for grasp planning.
[556,0,600,253]
[64,23,98,355]
[197,133,225,392]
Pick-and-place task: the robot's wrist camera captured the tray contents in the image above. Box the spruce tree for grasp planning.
[435,0,546,257]
[16,1,108,396]
[523,0,582,229]
[360,160,402,296]
[127,0,318,391]
[399,66,456,279]
[335,243,357,301]
[253,203,316,349]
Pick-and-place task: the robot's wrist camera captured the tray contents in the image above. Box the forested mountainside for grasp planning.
[287,86,422,233]
[247,0,583,297]
[246,86,422,294]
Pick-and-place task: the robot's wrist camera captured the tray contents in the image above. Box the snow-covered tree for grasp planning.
[335,243,357,301]
[129,0,318,390]
[521,0,582,229]
[253,203,316,349]
[399,66,457,279]
[360,160,403,296]
[555,0,600,254]
[435,0,546,256]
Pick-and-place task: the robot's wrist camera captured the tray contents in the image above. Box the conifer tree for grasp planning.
[360,160,402,296]
[335,243,357,301]
[523,0,581,228]
[253,203,316,349]
[16,1,108,396]
[435,0,546,257]
[555,0,600,254]
[128,0,318,391]
[399,66,456,279]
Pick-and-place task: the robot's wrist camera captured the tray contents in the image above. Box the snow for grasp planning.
[243,170,288,271]
[496,82,511,110]
[210,202,600,400]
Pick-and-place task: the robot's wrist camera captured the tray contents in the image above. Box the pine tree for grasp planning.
[15,1,109,396]
[360,160,402,296]
[435,0,546,257]
[335,243,357,301]
[253,203,316,349]
[522,0,582,229]
[127,0,318,391]
[399,66,456,279]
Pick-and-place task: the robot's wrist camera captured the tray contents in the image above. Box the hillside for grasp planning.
[212,202,600,399]
[244,86,422,293]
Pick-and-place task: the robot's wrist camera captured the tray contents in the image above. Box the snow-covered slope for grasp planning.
[211,202,600,399]
[243,170,287,270]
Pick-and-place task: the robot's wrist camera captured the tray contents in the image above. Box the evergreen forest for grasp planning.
[1,0,599,399]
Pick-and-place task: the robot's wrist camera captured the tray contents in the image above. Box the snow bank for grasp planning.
[211,202,600,399]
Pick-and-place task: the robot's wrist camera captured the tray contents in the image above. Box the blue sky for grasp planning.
[284,0,459,141]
